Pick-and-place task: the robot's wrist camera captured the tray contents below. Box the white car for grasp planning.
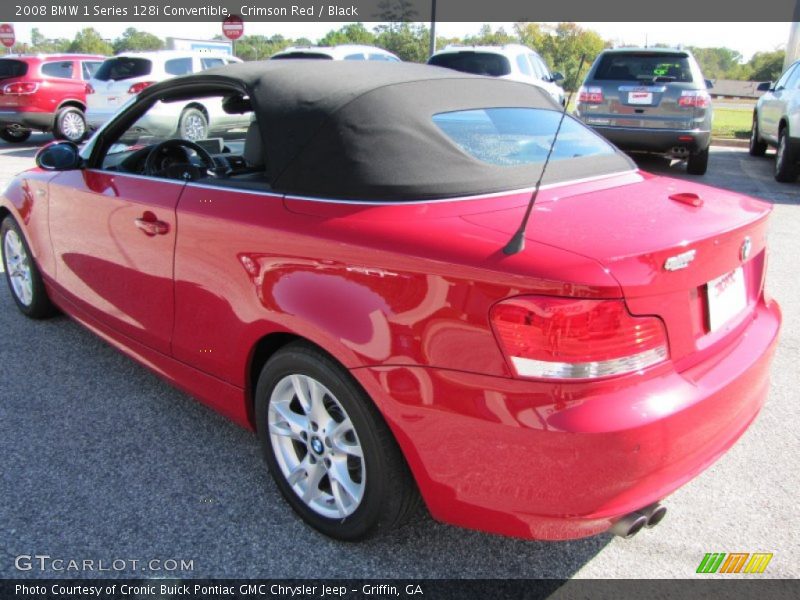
[86,51,243,139]
[750,59,800,182]
[270,44,401,62]
[428,44,565,105]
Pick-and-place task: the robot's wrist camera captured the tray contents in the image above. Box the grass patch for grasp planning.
[712,107,752,139]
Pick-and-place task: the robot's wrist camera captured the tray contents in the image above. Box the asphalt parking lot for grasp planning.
[0,135,798,579]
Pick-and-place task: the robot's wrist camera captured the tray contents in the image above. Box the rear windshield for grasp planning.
[594,52,694,83]
[271,52,334,60]
[433,108,615,167]
[428,52,512,77]
[94,57,152,81]
[0,60,28,79]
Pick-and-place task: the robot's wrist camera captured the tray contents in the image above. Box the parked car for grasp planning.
[2,61,780,542]
[749,59,800,182]
[428,44,565,105]
[271,44,400,62]
[86,51,243,139]
[575,48,713,175]
[0,54,105,143]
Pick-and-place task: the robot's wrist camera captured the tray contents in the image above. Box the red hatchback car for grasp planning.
[0,54,105,143]
[0,62,781,541]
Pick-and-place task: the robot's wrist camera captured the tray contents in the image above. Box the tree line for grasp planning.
[8,23,787,86]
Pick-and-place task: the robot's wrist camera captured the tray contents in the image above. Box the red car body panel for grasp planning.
[0,54,104,131]
[0,164,781,540]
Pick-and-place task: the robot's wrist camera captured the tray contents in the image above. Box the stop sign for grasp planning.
[0,24,15,48]
[222,15,244,41]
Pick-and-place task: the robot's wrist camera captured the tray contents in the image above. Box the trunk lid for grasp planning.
[462,175,771,366]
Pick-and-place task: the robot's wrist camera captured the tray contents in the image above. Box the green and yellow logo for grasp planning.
[697,552,773,574]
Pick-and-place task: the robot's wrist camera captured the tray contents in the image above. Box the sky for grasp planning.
[6,21,793,62]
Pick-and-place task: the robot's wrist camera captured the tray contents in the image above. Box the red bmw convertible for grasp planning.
[0,62,781,541]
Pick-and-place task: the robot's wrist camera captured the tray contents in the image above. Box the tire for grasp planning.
[178,108,208,142]
[686,147,709,175]
[53,106,87,142]
[0,127,32,143]
[255,342,420,540]
[1,216,57,319]
[749,113,767,157]
[774,127,799,183]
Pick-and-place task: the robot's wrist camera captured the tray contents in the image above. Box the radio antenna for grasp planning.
[503,55,587,256]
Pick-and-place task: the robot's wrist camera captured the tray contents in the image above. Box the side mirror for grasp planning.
[705,79,714,89]
[756,81,773,92]
[35,141,82,171]
[550,71,565,82]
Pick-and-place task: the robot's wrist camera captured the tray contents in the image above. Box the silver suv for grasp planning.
[750,59,800,182]
[576,48,713,175]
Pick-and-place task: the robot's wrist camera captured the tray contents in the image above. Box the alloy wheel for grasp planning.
[268,374,365,519]
[3,229,33,306]
[181,114,207,141]
[61,111,85,141]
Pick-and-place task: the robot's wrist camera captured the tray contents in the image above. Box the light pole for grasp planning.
[429,0,437,58]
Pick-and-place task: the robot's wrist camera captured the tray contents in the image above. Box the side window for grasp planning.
[82,61,102,80]
[100,93,257,185]
[784,64,800,90]
[515,54,532,76]
[534,56,551,80]
[164,58,193,76]
[41,61,74,79]
[774,65,796,90]
[528,53,542,79]
[344,53,365,61]
[201,57,225,70]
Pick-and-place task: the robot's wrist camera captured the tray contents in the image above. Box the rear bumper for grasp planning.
[587,125,711,154]
[352,297,781,540]
[0,110,53,131]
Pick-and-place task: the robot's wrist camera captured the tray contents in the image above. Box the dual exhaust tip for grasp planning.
[609,503,667,539]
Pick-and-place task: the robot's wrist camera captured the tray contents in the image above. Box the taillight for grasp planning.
[85,83,95,94]
[127,81,155,94]
[578,86,603,104]
[490,296,668,380]
[2,82,39,95]
[678,90,711,108]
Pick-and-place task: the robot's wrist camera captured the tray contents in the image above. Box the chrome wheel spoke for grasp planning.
[269,401,308,441]
[330,417,362,458]
[301,461,326,503]
[328,457,362,514]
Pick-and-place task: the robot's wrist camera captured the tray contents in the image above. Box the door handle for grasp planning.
[134,212,170,236]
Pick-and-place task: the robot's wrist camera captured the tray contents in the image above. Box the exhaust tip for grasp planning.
[609,513,648,539]
[645,505,667,528]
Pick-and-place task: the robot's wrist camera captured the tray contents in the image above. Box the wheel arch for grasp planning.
[181,102,209,121]
[56,99,86,112]
[243,330,393,433]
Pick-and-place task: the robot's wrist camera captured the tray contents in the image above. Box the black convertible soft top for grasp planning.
[142,61,634,201]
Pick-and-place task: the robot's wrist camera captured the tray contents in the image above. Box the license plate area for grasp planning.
[706,267,747,332]
[628,91,653,105]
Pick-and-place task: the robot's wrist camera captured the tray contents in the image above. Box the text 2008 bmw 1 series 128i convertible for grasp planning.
[0,61,781,541]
